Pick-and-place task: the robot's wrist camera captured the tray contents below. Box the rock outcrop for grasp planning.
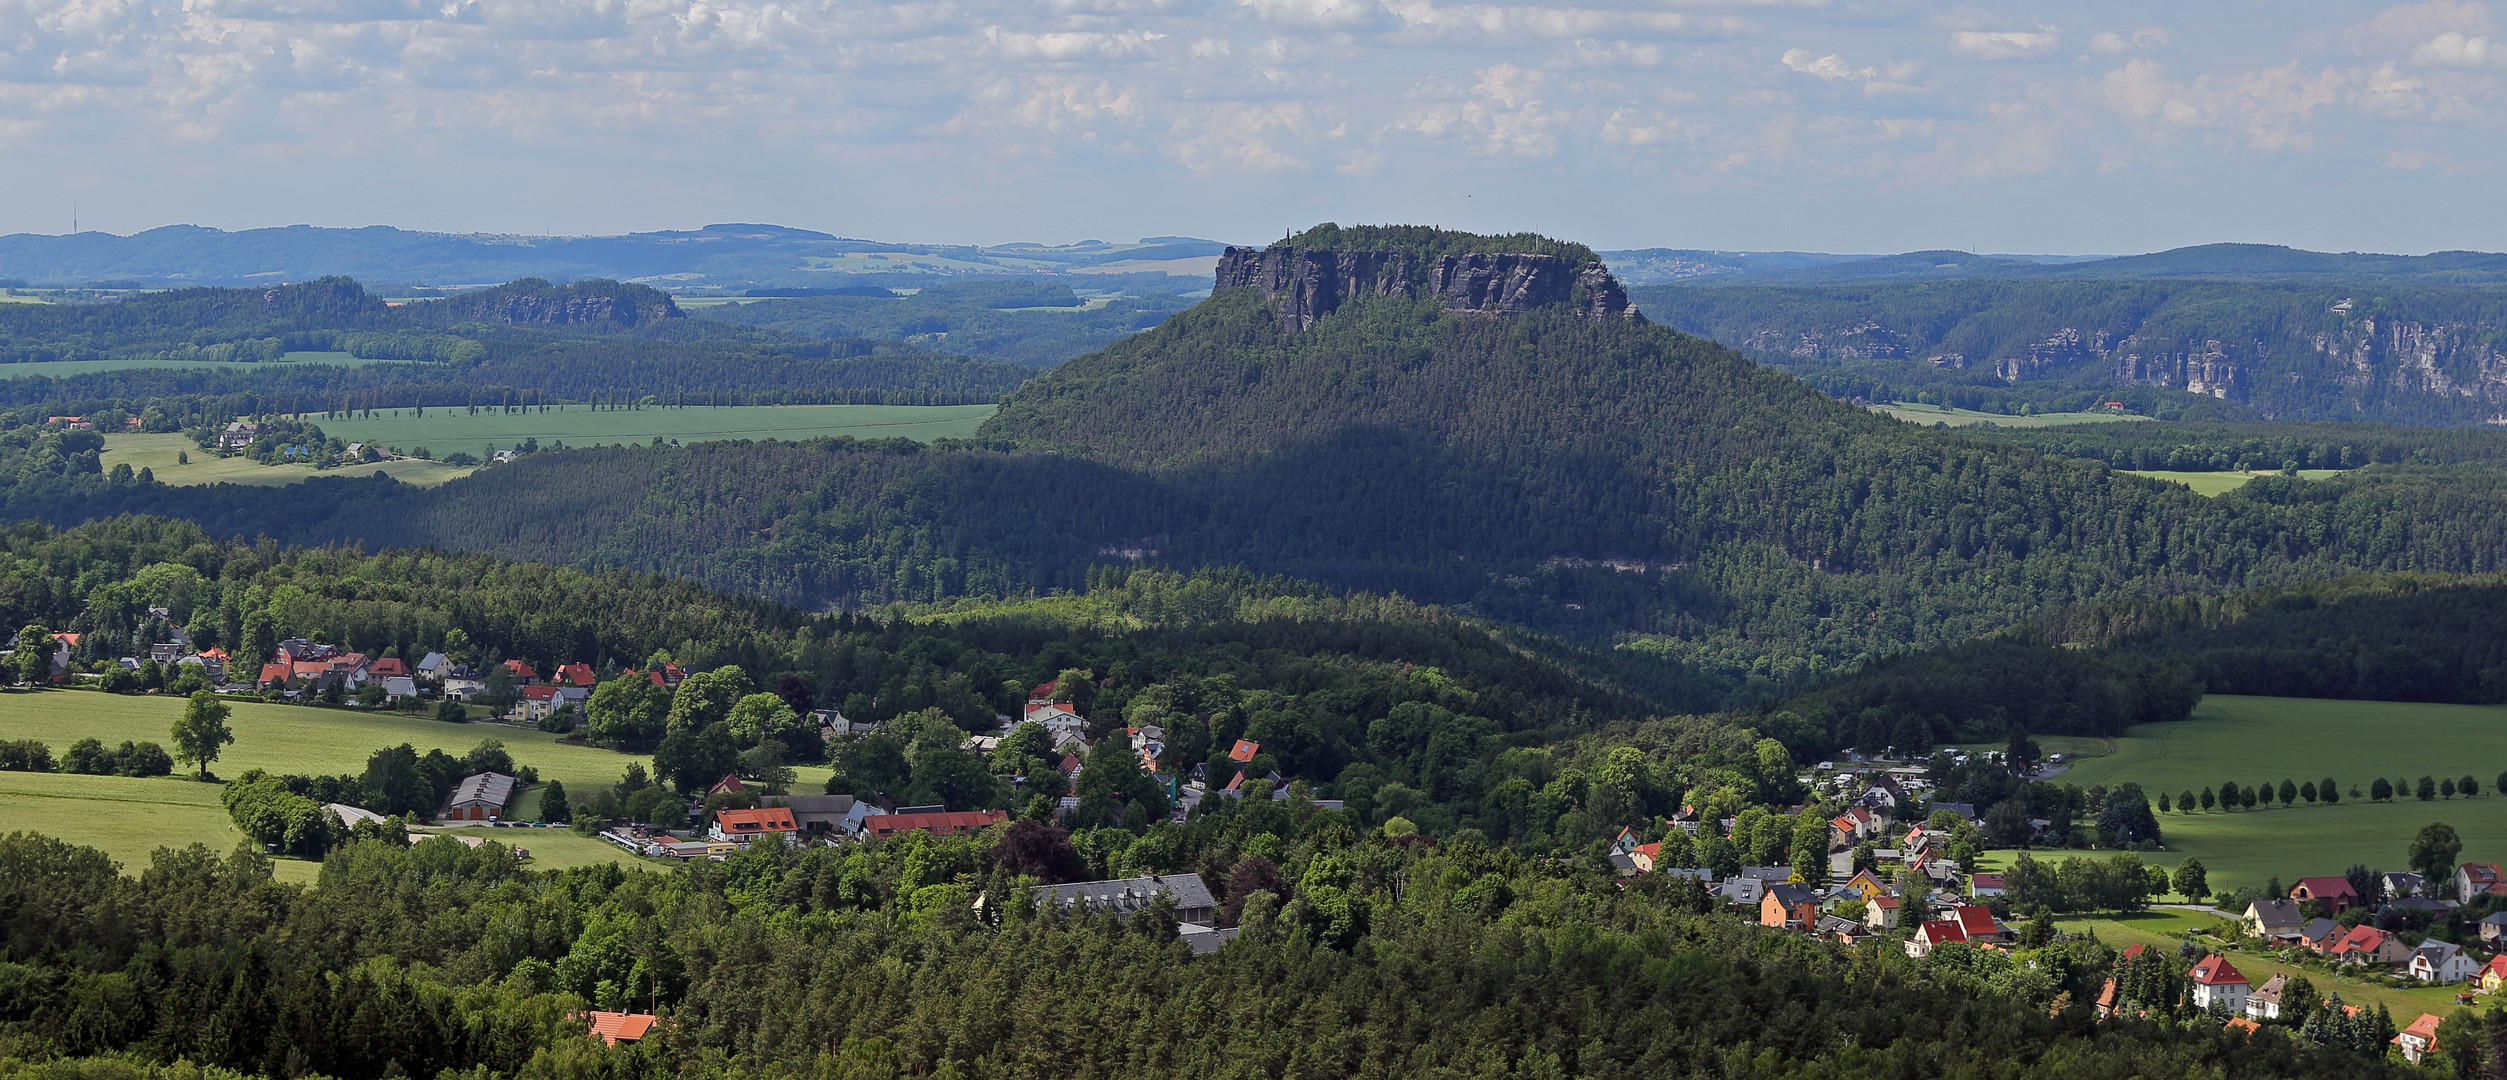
[434,278,683,328]
[1217,244,1643,330]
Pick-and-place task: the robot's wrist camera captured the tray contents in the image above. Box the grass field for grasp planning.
[0,352,408,379]
[295,402,998,451]
[100,433,478,489]
[2024,695,2507,892]
[0,688,832,878]
[1872,401,2153,428]
[2122,469,2348,495]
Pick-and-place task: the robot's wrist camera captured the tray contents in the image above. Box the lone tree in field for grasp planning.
[172,689,234,780]
[12,624,52,686]
[2409,823,2463,897]
[2173,858,2209,904]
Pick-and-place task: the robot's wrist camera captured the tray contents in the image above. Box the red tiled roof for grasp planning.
[2225,1017,2260,1033]
[52,632,80,646]
[502,659,538,679]
[556,663,597,687]
[291,660,328,677]
[2189,954,2247,986]
[1917,919,1968,946]
[522,685,560,702]
[587,1011,660,1045]
[1229,739,1259,763]
[1032,681,1057,701]
[2401,1013,2445,1042]
[715,807,797,833]
[368,658,409,676]
[2482,956,2507,980]
[858,810,1007,840]
[1971,874,2005,888]
[1952,905,2001,938]
[259,662,291,683]
[2292,876,2358,898]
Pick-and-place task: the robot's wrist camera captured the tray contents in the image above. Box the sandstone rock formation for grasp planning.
[1216,244,1643,330]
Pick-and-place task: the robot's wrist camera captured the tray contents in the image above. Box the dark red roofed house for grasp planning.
[1905,919,1968,958]
[367,657,409,679]
[2289,876,2360,913]
[709,773,747,796]
[856,810,1009,841]
[1951,904,2008,944]
[587,1011,661,1046]
[556,663,598,687]
[2188,954,2249,1012]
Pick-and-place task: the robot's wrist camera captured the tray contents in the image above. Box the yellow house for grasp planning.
[1845,869,1890,903]
[2480,955,2507,994]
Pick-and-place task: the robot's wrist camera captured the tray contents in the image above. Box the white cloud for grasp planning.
[2089,27,2169,55]
[2411,31,2494,66]
[1781,47,1871,81]
[1948,29,2058,61]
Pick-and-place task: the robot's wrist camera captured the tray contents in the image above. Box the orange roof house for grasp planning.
[1229,740,1259,763]
[502,658,539,681]
[587,1011,660,1046]
[2397,1012,2445,1064]
[556,663,598,687]
[708,807,798,844]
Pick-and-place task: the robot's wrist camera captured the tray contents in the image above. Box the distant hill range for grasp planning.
[1598,243,2507,286]
[0,223,1231,292]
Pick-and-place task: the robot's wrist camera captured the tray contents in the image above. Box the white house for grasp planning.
[2188,954,2250,1013]
[2410,941,2482,984]
[2245,973,2286,1021]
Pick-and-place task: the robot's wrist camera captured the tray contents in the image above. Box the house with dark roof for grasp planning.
[441,772,517,821]
[763,793,856,834]
[2245,973,2286,1021]
[2410,940,2480,984]
[2244,898,2305,940]
[1033,873,1217,926]
[2460,863,2507,901]
[1760,883,1819,931]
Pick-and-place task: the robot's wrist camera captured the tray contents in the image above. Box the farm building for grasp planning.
[440,772,517,821]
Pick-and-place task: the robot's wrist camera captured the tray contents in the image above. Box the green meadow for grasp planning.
[101,433,479,489]
[2046,696,2507,892]
[1871,401,2152,428]
[297,402,998,450]
[0,688,832,880]
[2121,469,2349,496]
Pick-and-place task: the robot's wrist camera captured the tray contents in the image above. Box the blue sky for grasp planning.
[2,0,2500,253]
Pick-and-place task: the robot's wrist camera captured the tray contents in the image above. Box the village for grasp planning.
[16,620,2507,1065]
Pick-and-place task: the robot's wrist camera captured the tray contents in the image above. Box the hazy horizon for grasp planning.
[4,1,2503,256]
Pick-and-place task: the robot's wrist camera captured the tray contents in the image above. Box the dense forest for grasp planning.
[0,278,1038,411]
[0,824,2429,1080]
[696,280,1196,366]
[1633,279,2507,425]
[1973,420,2507,472]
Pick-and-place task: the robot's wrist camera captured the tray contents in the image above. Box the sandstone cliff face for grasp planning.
[1216,245,1642,330]
[434,279,684,328]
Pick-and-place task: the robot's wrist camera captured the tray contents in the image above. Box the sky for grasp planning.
[1,0,2502,254]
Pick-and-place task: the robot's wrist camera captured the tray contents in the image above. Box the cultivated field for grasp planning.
[2122,469,2348,496]
[0,352,409,379]
[0,688,832,880]
[1871,401,2154,428]
[298,402,998,451]
[2047,695,2507,892]
[100,433,478,489]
